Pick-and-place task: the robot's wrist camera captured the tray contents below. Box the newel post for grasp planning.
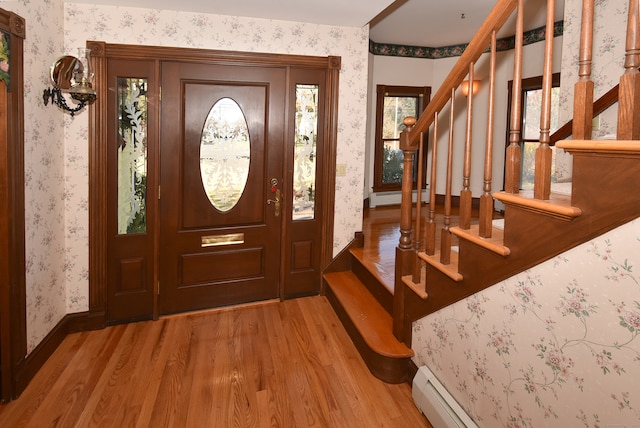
[398,116,417,253]
[394,116,418,343]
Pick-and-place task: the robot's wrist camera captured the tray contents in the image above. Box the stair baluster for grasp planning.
[424,112,438,256]
[440,88,456,265]
[459,63,475,230]
[504,0,525,194]
[412,132,425,284]
[479,31,498,238]
[618,0,640,139]
[573,0,595,140]
[533,0,556,201]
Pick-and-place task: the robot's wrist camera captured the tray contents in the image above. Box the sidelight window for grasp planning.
[292,84,319,221]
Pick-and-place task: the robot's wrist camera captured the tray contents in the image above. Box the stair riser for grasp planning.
[351,258,394,315]
[324,284,410,384]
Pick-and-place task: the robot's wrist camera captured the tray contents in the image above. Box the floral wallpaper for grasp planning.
[2,0,69,353]
[412,4,637,426]
[413,218,640,427]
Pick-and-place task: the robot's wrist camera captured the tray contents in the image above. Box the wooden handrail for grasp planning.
[549,84,619,144]
[406,0,519,147]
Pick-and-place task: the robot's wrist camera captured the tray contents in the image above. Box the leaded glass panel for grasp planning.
[293,84,318,221]
[117,78,148,234]
[200,97,250,212]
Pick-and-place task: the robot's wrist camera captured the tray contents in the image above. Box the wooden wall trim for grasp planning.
[87,41,107,329]
[320,56,340,280]
[13,311,99,399]
[0,7,26,403]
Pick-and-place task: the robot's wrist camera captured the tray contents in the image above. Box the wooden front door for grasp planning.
[158,62,285,315]
[98,44,339,324]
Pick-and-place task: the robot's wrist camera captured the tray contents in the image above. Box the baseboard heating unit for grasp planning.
[412,366,478,428]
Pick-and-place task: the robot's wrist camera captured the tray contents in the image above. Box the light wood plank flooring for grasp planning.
[0,296,432,427]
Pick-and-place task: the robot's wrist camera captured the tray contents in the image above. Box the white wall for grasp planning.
[366,36,563,206]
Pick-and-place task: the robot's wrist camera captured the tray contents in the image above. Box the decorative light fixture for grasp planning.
[460,79,481,97]
[43,47,96,116]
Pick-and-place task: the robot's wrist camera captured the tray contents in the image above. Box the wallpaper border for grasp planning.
[369,20,564,59]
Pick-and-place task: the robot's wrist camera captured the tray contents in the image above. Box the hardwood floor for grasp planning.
[0,296,432,427]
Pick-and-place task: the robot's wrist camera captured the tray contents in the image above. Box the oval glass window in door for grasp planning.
[200,97,250,212]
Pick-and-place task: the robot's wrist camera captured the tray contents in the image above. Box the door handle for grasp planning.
[267,189,281,217]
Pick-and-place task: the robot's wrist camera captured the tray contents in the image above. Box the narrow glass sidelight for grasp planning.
[200,97,250,213]
[293,84,319,221]
[117,78,148,234]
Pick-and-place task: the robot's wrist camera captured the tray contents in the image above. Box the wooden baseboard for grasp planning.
[12,311,103,399]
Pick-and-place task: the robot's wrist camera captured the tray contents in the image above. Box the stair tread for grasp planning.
[418,249,463,282]
[401,274,428,299]
[493,190,582,220]
[557,139,640,155]
[450,224,510,256]
[323,271,413,358]
[349,247,394,293]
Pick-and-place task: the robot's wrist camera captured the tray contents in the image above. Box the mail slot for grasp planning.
[201,233,244,247]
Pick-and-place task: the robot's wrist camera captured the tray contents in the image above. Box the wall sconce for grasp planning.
[460,79,481,97]
[43,48,96,116]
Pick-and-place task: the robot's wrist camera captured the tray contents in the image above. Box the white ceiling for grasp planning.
[67,0,394,27]
[370,0,565,48]
[67,0,565,48]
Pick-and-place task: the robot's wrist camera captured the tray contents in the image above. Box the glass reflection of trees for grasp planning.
[117,78,148,234]
[293,84,319,221]
[200,97,250,213]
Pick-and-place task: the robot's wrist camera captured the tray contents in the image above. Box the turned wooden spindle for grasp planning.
[412,132,425,283]
[617,0,640,140]
[573,0,595,140]
[424,112,438,256]
[440,89,456,266]
[505,0,524,194]
[459,62,475,230]
[479,31,497,238]
[534,0,555,201]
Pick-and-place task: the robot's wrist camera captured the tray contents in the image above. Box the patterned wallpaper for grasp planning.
[413,218,640,426]
[412,2,638,426]
[3,0,69,353]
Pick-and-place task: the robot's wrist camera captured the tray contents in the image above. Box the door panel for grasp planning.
[159,62,285,315]
[106,59,157,323]
[282,68,327,298]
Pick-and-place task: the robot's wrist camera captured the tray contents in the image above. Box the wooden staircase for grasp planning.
[323,0,640,384]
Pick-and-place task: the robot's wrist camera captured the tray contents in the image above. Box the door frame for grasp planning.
[87,41,340,322]
[0,8,26,402]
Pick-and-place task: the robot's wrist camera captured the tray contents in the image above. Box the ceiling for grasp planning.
[67,0,393,27]
[67,0,565,48]
[370,0,565,48]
